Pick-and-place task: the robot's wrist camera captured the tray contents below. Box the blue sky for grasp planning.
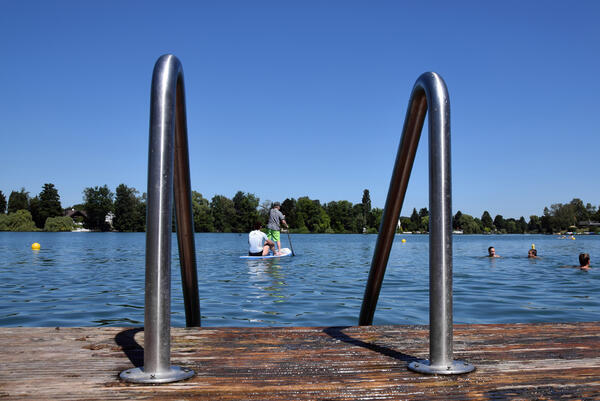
[1,1,599,219]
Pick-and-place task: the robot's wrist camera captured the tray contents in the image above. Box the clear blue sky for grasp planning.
[1,1,599,219]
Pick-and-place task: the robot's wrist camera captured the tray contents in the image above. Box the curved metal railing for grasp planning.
[120,54,200,384]
[359,72,474,375]
[120,58,471,381]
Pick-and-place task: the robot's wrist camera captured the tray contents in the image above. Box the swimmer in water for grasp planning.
[579,253,591,271]
[528,249,538,258]
[488,246,500,258]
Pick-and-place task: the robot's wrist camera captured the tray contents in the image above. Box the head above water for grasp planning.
[488,246,496,256]
[579,253,590,267]
[528,249,537,258]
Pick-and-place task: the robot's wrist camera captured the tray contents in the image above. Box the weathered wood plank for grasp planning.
[1,322,599,400]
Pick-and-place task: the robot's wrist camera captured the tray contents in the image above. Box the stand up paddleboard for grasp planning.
[240,248,292,259]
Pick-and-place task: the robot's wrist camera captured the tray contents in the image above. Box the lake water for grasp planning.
[1,232,598,327]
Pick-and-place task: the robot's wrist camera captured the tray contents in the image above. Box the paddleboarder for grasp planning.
[267,202,289,254]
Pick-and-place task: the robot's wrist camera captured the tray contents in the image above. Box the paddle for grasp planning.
[286,228,296,256]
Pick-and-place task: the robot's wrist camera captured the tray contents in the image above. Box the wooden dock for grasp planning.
[1,322,599,400]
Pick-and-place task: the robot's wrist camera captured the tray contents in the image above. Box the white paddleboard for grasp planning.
[240,248,292,259]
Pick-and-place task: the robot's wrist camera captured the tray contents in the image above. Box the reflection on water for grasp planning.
[243,259,288,320]
[0,232,598,327]
[246,258,287,301]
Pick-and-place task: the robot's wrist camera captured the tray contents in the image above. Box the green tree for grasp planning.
[44,216,74,232]
[0,210,38,231]
[548,202,577,232]
[410,208,420,231]
[0,190,6,214]
[369,208,383,233]
[352,203,365,233]
[457,213,482,234]
[418,208,429,232]
[83,185,114,231]
[593,205,600,223]
[192,191,213,232]
[493,215,506,232]
[517,216,528,233]
[7,188,29,213]
[541,207,554,233]
[570,198,589,223]
[316,207,332,233]
[296,197,329,233]
[281,198,297,228]
[40,183,62,217]
[453,210,463,230]
[325,201,341,232]
[399,216,414,232]
[361,189,371,229]
[504,218,517,234]
[481,211,494,231]
[528,215,541,233]
[134,193,146,231]
[585,203,597,222]
[232,191,259,232]
[113,184,140,232]
[326,200,354,233]
[210,195,236,232]
[474,217,484,232]
[30,183,63,229]
[29,196,42,228]
[362,189,371,213]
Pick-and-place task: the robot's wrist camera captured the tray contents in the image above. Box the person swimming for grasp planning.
[528,249,538,258]
[579,253,591,271]
[488,246,500,258]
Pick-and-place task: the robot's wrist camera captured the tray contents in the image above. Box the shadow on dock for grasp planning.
[323,326,419,364]
[114,327,144,368]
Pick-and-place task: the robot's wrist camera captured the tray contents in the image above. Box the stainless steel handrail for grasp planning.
[358,72,474,375]
[120,54,200,384]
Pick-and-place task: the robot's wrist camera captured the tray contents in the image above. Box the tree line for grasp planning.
[0,184,598,234]
[0,184,73,232]
[452,198,600,234]
[0,185,381,233]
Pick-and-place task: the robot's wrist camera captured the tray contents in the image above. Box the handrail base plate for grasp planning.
[120,365,195,384]
[408,359,475,375]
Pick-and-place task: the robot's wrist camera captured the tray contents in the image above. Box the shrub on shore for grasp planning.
[44,216,75,232]
[0,210,39,232]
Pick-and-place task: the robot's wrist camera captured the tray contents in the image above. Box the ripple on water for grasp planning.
[0,232,598,327]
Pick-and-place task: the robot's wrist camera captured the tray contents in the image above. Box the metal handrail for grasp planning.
[120,54,200,384]
[359,72,474,375]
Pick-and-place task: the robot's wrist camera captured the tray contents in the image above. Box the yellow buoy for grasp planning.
[401,239,406,243]
[31,242,41,250]
[531,244,535,249]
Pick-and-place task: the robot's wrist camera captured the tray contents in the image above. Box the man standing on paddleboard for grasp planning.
[267,202,289,255]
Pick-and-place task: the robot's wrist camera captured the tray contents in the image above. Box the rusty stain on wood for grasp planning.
[1,322,599,400]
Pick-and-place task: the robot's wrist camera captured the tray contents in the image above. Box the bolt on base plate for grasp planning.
[408,359,475,375]
[120,366,195,384]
